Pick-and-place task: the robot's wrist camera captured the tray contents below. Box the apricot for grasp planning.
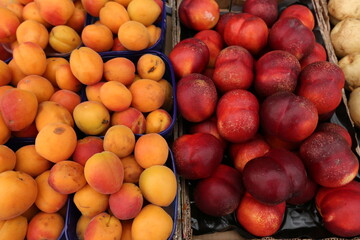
[13,41,47,76]
[118,21,150,51]
[109,183,144,220]
[43,57,69,87]
[147,25,161,47]
[134,133,168,168]
[22,2,50,27]
[0,215,27,239]
[66,0,86,33]
[35,122,77,163]
[8,59,26,86]
[35,101,74,131]
[26,212,64,240]
[11,121,38,138]
[73,101,110,135]
[70,47,104,85]
[99,1,129,34]
[35,170,68,213]
[48,160,86,194]
[49,25,81,53]
[84,212,122,240]
[73,184,109,218]
[76,215,91,240]
[0,145,16,173]
[16,19,49,49]
[0,60,12,86]
[111,107,146,134]
[50,89,81,114]
[85,81,105,102]
[72,136,104,166]
[145,109,172,133]
[84,151,124,194]
[127,0,161,26]
[0,88,38,131]
[129,79,165,113]
[55,63,82,92]
[100,81,132,112]
[137,54,165,81]
[81,23,113,52]
[35,0,75,26]
[0,7,20,43]
[132,204,173,240]
[121,154,144,183]
[139,165,176,207]
[81,0,109,17]
[103,125,136,158]
[17,75,55,103]
[103,57,136,86]
[0,170,37,220]
[114,0,132,7]
[15,145,52,177]
[4,1,24,21]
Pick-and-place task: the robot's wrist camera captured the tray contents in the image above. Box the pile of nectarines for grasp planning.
[171,0,360,238]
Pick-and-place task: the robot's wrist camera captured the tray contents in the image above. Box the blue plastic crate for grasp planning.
[79,50,177,140]
[85,0,167,53]
[64,148,178,240]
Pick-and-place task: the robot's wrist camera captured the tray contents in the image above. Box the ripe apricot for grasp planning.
[50,89,81,114]
[22,2,51,28]
[13,41,47,76]
[17,75,55,103]
[100,81,132,112]
[129,79,165,113]
[147,24,161,47]
[49,25,81,53]
[99,1,129,34]
[118,21,150,51]
[127,0,161,26]
[103,125,136,158]
[35,0,75,26]
[8,59,26,86]
[43,57,69,87]
[121,154,144,183]
[16,19,49,49]
[137,53,165,81]
[0,60,12,86]
[103,57,135,86]
[35,122,77,163]
[0,215,27,240]
[0,7,20,43]
[35,101,74,131]
[55,63,82,92]
[0,145,16,173]
[81,23,113,52]
[0,114,10,145]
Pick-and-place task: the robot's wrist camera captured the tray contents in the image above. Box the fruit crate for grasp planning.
[4,137,67,240]
[85,0,168,53]
[171,0,360,239]
[64,148,179,240]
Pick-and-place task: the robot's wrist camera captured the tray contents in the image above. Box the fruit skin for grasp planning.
[254,50,301,98]
[194,29,224,68]
[69,47,104,85]
[0,170,38,221]
[73,101,110,136]
[300,42,327,69]
[269,17,315,60]
[0,215,27,240]
[111,107,146,134]
[212,46,254,93]
[299,131,359,188]
[0,7,20,43]
[26,212,64,240]
[13,41,47,76]
[139,165,177,207]
[169,38,210,78]
[131,204,173,240]
[279,4,315,30]
[84,151,124,195]
[172,132,223,180]
[0,88,38,131]
[176,73,218,122]
[216,89,259,143]
[35,0,75,26]
[49,25,81,53]
[72,136,104,166]
[84,212,122,240]
[260,91,318,143]
[296,61,345,118]
[242,0,278,27]
[178,0,220,31]
[223,13,269,55]
[194,164,244,217]
[315,181,360,237]
[236,192,286,237]
[109,183,143,220]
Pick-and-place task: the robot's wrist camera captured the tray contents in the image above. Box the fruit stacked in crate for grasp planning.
[169,0,360,238]
[0,0,177,239]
